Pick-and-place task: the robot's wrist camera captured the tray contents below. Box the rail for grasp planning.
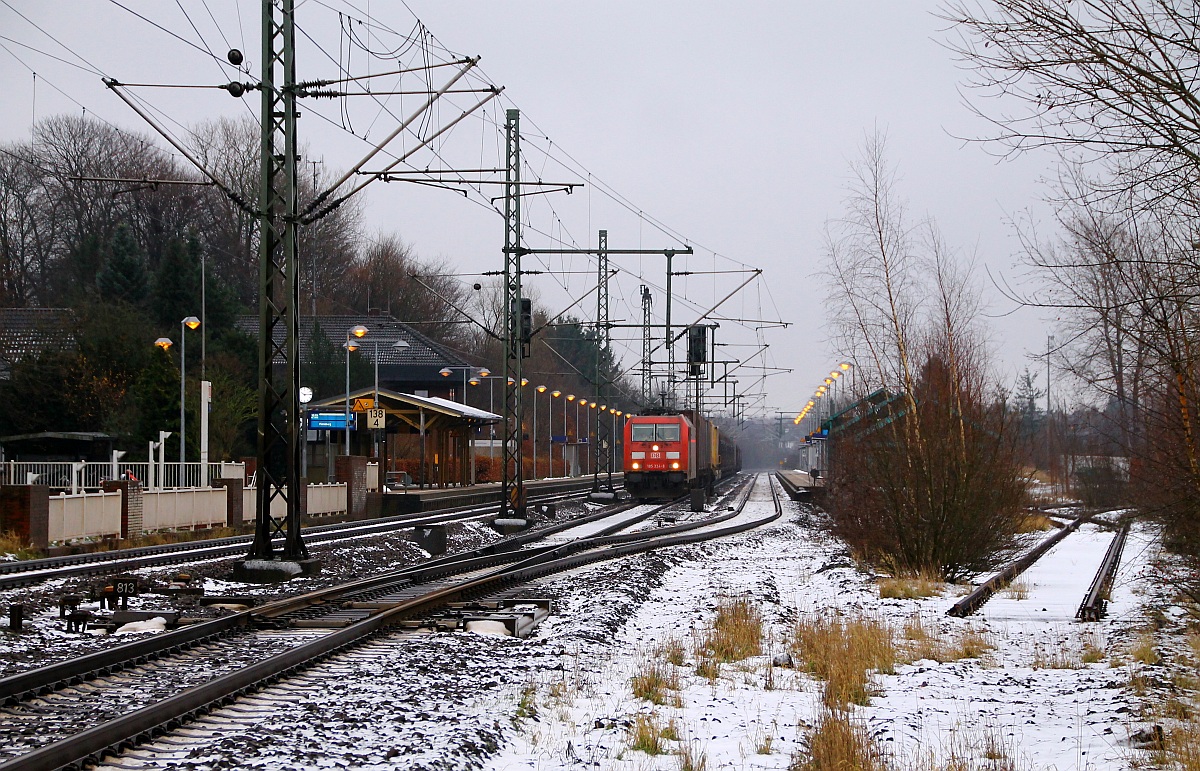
[0,474,766,770]
[947,508,1094,618]
[1076,521,1131,622]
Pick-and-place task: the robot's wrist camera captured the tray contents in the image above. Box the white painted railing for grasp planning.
[44,482,348,542]
[306,483,349,518]
[143,488,229,531]
[48,491,122,542]
[240,483,347,522]
[0,461,246,491]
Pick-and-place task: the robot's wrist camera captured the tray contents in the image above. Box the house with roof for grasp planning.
[0,308,76,380]
[236,313,500,486]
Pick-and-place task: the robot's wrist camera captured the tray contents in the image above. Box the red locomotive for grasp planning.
[623,410,740,505]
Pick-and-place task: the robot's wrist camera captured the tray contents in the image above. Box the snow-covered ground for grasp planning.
[2,475,1171,770]
[485,479,1160,770]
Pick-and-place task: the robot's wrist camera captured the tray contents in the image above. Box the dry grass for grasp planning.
[696,657,720,681]
[954,628,993,661]
[701,596,763,662]
[631,660,682,705]
[659,638,687,667]
[752,722,776,754]
[0,530,40,560]
[1032,641,1080,670]
[1081,630,1105,664]
[896,616,992,664]
[878,572,944,600]
[1130,633,1160,665]
[1002,579,1030,600]
[791,709,888,771]
[628,713,670,755]
[677,738,709,771]
[1158,723,1200,770]
[793,614,895,710]
[1016,513,1054,533]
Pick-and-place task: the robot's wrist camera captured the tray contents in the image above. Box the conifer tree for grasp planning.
[96,224,149,306]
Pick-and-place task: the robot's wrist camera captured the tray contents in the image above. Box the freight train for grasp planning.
[623,410,741,508]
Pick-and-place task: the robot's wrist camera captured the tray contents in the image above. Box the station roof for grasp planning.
[308,387,501,425]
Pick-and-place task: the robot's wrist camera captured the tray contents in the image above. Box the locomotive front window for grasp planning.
[655,424,681,442]
[631,424,656,442]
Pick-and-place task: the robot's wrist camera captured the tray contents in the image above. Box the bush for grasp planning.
[826,351,1027,581]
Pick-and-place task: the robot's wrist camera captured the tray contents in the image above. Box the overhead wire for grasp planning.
[9,0,783,410]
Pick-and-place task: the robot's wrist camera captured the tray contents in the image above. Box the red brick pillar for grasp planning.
[211,478,244,529]
[0,485,49,549]
[335,456,368,520]
[102,480,144,539]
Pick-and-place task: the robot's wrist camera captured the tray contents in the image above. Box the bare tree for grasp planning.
[824,134,1025,579]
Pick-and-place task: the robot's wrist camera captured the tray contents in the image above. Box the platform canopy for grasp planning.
[308,387,500,429]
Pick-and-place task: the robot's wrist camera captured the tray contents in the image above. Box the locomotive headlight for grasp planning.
[652,445,659,452]
[631,462,641,470]
[671,462,680,469]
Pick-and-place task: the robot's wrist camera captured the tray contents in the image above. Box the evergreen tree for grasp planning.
[130,346,181,457]
[96,224,149,306]
[153,235,201,327]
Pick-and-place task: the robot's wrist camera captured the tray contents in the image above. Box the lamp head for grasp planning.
[551,390,561,398]
[521,378,528,387]
[154,337,173,350]
[182,316,200,330]
[350,324,368,338]
[567,394,575,402]
[537,385,547,393]
[345,341,359,352]
[469,377,480,386]
[439,367,453,377]
[840,362,851,371]
[392,339,410,349]
[478,367,491,378]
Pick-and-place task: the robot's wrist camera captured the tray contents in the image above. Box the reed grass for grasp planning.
[792,614,895,709]
[702,596,763,662]
[631,660,681,705]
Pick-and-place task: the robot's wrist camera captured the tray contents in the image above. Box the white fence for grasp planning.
[49,491,122,542]
[0,461,246,492]
[306,484,349,519]
[143,488,230,531]
[44,482,347,542]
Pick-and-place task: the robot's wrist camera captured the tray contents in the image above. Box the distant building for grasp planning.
[0,308,77,379]
[236,313,474,400]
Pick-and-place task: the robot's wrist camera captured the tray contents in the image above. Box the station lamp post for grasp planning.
[178,317,201,475]
[344,324,368,454]
[551,390,562,476]
[537,381,549,477]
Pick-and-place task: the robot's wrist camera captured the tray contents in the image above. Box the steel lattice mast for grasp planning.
[500,109,527,518]
[248,0,306,564]
[641,285,653,404]
[592,230,615,494]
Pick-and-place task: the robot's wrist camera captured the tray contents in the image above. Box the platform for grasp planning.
[775,470,824,502]
[370,474,623,517]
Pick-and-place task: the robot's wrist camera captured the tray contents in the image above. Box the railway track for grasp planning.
[0,485,601,591]
[0,473,775,770]
[947,507,1133,619]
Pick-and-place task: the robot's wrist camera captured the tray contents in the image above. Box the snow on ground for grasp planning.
[484,480,1159,770]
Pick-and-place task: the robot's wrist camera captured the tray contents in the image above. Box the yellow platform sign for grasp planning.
[352,398,374,412]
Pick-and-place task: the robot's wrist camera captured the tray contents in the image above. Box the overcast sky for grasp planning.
[0,1,1060,416]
